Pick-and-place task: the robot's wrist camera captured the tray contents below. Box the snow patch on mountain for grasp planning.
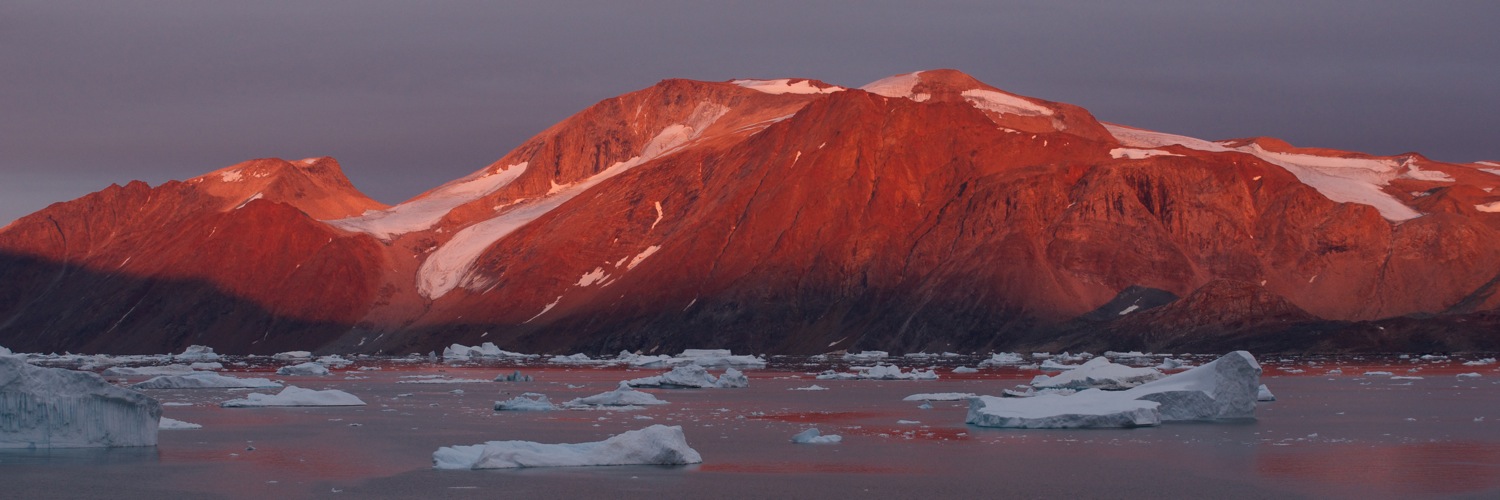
[1106,124,1421,222]
[418,103,728,299]
[1110,148,1183,160]
[859,72,931,102]
[626,246,661,270]
[960,89,1053,117]
[1476,202,1500,213]
[732,79,844,95]
[327,163,529,240]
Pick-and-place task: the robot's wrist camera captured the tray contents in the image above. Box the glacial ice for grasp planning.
[494,370,533,382]
[272,351,313,361]
[978,352,1024,367]
[173,345,220,362]
[967,351,1262,429]
[816,364,938,380]
[1,356,161,448]
[494,393,558,411]
[842,351,889,362]
[188,362,223,371]
[790,428,842,444]
[625,365,748,389]
[566,382,669,407]
[952,366,979,374]
[442,342,538,360]
[277,362,331,376]
[433,425,701,469]
[1030,357,1164,390]
[102,364,197,377]
[158,417,201,430]
[903,393,977,401]
[620,349,767,369]
[1257,384,1276,402]
[132,372,282,390]
[220,386,365,407]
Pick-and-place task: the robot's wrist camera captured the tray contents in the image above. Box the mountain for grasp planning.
[3,70,1498,355]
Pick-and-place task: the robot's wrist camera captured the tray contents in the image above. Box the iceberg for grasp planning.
[952,366,979,374]
[132,372,282,390]
[272,351,312,361]
[221,386,365,407]
[276,362,331,376]
[173,345,220,362]
[433,425,701,469]
[977,352,1024,367]
[842,351,889,362]
[101,364,198,377]
[443,342,538,360]
[967,351,1262,429]
[625,365,748,389]
[565,382,669,407]
[494,370,534,382]
[494,393,558,411]
[188,362,223,371]
[903,392,977,401]
[790,428,842,444]
[158,417,201,430]
[0,346,11,356]
[816,364,938,380]
[1,356,161,448]
[1257,384,1276,402]
[1030,357,1164,390]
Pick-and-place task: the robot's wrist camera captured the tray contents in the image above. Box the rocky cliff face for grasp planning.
[3,70,1498,355]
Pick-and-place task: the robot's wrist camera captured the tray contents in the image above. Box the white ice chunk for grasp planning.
[816,364,938,381]
[903,393,976,401]
[0,357,161,448]
[132,372,282,390]
[101,364,198,377]
[978,352,1024,367]
[276,362,331,376]
[1257,384,1276,402]
[968,351,1262,429]
[442,342,538,360]
[220,386,365,407]
[565,382,668,407]
[433,425,701,469]
[173,345,220,362]
[494,393,558,411]
[841,351,889,362]
[1031,357,1164,390]
[188,362,223,371]
[790,428,842,444]
[272,351,312,361]
[158,417,201,430]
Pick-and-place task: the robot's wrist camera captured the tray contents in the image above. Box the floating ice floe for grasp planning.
[272,351,312,361]
[396,377,492,384]
[816,364,938,381]
[494,370,533,382]
[0,357,161,448]
[978,352,1024,367]
[132,372,282,390]
[1462,358,1496,366]
[188,362,223,371]
[442,342,539,360]
[966,351,1261,429]
[220,386,365,407]
[101,364,198,377]
[548,353,607,365]
[790,428,842,444]
[625,365,748,389]
[277,362,331,376]
[315,355,353,368]
[158,417,201,430]
[173,345,220,363]
[1457,373,1482,379]
[433,425,701,469]
[0,346,12,357]
[903,393,977,401]
[565,382,669,407]
[620,349,766,369]
[1257,384,1276,402]
[494,393,558,411]
[1363,371,1394,376]
[789,385,828,391]
[842,351,889,362]
[1030,357,1164,391]
[952,366,979,374]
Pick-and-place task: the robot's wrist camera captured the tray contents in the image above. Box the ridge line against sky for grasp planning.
[3,0,1497,225]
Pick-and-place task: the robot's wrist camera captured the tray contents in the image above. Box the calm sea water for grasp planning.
[3,355,1498,499]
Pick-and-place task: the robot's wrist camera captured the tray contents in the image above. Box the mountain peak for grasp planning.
[189,157,384,219]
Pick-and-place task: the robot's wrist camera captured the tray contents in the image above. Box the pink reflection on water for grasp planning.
[1257,441,1500,496]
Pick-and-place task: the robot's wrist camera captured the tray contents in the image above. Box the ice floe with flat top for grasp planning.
[173,345,220,362]
[1257,384,1276,402]
[272,351,312,361]
[790,428,842,444]
[442,342,539,360]
[565,382,669,407]
[1,357,161,448]
[817,364,938,381]
[102,364,199,377]
[132,372,282,390]
[967,351,1261,429]
[625,365,748,389]
[978,352,1024,367]
[1030,357,1164,390]
[220,386,365,407]
[842,351,889,362]
[903,393,977,401]
[494,393,558,411]
[433,425,701,469]
[158,417,201,430]
[277,362,331,376]
[621,349,767,369]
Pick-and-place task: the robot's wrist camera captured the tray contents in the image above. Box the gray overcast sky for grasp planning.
[3,1,1498,225]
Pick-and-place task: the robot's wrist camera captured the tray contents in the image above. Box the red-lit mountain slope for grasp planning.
[3,70,1498,355]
